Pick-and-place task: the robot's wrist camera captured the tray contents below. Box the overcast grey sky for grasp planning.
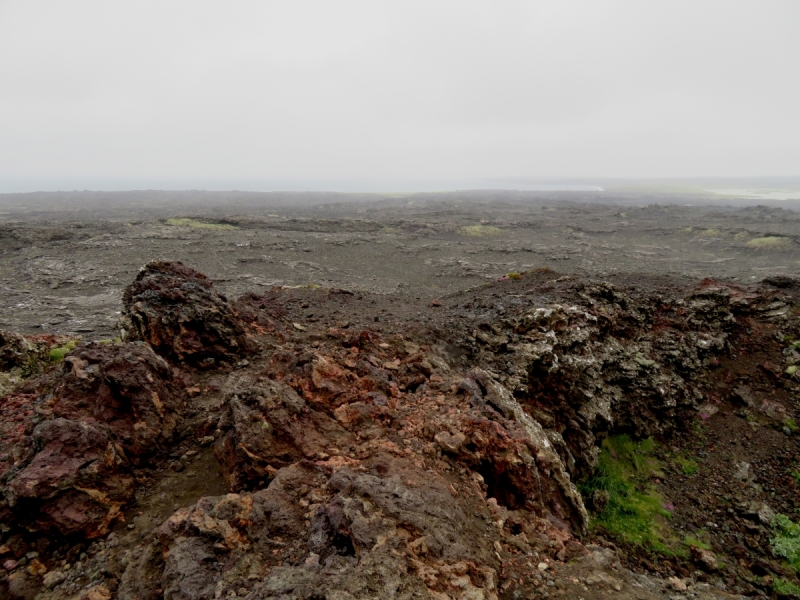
[1,1,798,191]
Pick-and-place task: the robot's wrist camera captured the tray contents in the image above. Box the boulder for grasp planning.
[121,260,256,367]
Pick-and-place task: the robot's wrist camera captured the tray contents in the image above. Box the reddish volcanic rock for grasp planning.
[121,260,257,368]
[152,457,503,600]
[0,393,37,481]
[49,343,188,456]
[1,342,188,537]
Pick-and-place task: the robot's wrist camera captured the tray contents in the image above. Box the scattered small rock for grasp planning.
[668,576,687,591]
[434,431,466,453]
[690,546,718,571]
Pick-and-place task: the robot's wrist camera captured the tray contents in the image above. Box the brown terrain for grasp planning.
[1,191,800,600]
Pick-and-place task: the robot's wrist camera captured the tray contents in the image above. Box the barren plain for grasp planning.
[1,190,798,337]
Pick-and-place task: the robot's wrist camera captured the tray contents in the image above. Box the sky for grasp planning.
[1,1,799,192]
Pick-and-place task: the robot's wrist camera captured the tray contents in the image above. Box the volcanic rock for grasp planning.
[151,458,501,600]
[450,282,750,483]
[214,373,352,490]
[121,260,256,367]
[0,342,188,537]
[690,546,719,572]
[0,330,47,375]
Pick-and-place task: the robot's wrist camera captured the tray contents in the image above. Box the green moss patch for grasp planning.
[49,340,77,362]
[774,578,800,598]
[683,533,712,551]
[674,454,699,475]
[772,514,800,571]
[697,228,724,238]
[581,435,671,551]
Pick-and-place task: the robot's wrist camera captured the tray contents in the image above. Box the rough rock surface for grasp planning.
[0,342,188,537]
[448,280,791,482]
[0,330,50,375]
[152,459,501,600]
[2,265,800,600]
[214,374,352,490]
[0,331,75,397]
[121,260,256,368]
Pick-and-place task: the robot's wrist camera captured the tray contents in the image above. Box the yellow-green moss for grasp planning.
[458,225,502,238]
[49,340,77,362]
[166,218,238,230]
[683,533,712,551]
[674,454,698,475]
[746,236,791,249]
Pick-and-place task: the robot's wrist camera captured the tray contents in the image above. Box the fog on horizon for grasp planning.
[1,1,799,193]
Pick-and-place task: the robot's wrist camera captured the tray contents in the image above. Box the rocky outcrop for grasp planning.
[0,342,188,537]
[121,260,256,368]
[5,265,800,600]
[150,458,504,600]
[450,281,786,482]
[214,374,353,490]
[0,330,49,375]
[465,368,589,534]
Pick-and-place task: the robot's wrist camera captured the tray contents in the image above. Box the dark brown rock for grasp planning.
[121,260,256,367]
[214,373,352,490]
[690,545,719,571]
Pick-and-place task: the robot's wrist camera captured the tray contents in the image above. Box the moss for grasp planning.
[165,218,238,230]
[789,470,800,486]
[697,229,724,237]
[774,578,800,598]
[786,419,799,432]
[49,340,77,362]
[772,514,800,572]
[683,534,712,550]
[507,272,521,280]
[580,435,671,552]
[746,236,792,249]
[458,225,502,238]
[674,455,699,475]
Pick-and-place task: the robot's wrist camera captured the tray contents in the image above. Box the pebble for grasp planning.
[43,570,67,588]
[668,576,687,591]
